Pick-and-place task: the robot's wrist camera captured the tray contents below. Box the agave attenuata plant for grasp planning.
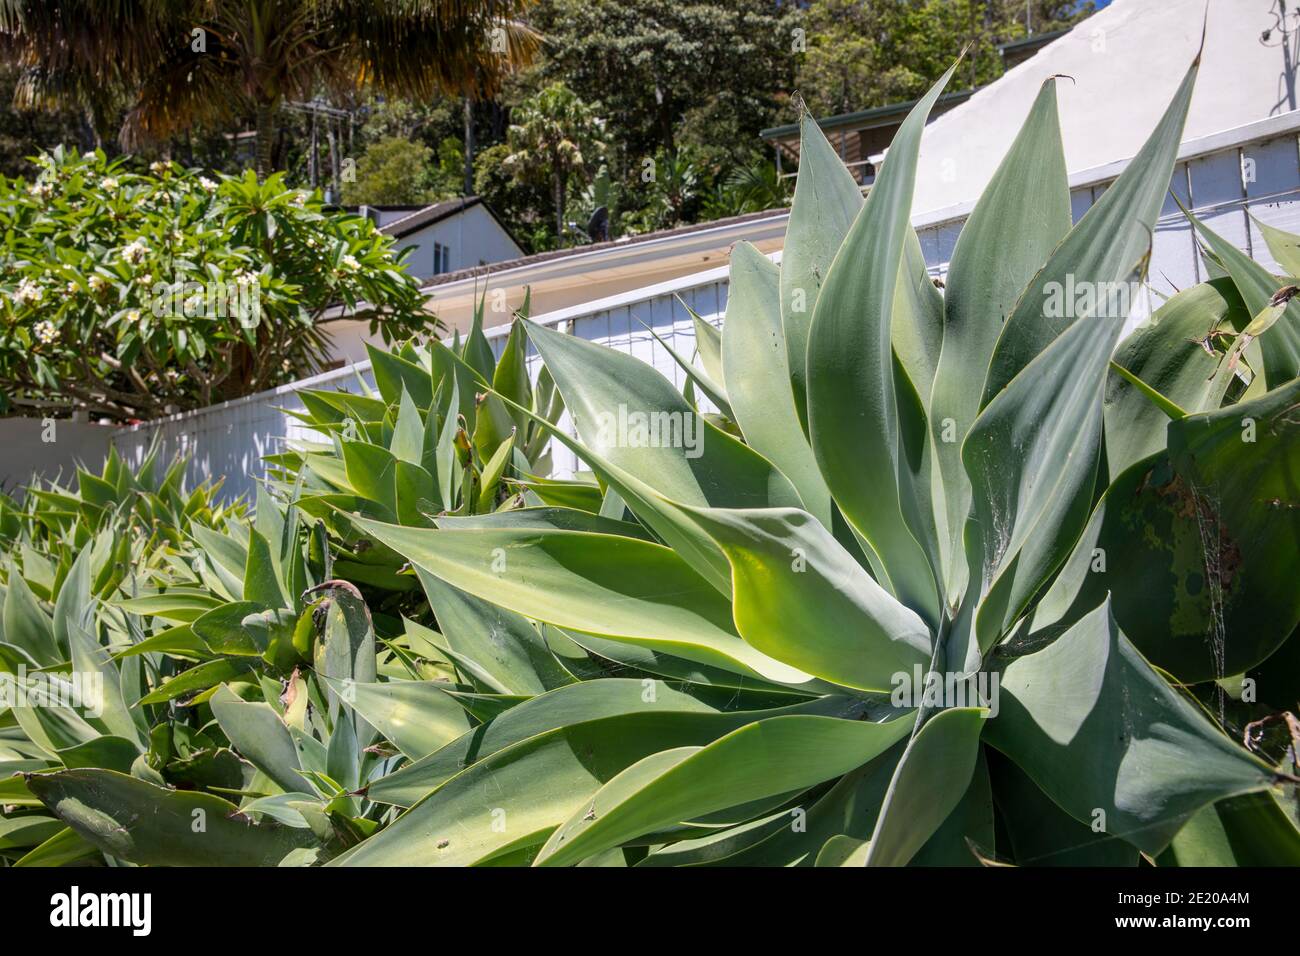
[9,50,1300,868]
[333,52,1300,866]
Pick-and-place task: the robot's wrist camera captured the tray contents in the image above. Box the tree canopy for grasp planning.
[0,148,428,420]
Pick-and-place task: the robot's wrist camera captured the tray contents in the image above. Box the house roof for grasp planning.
[380,197,485,238]
[417,206,791,293]
[997,27,1070,57]
[759,90,977,144]
[910,0,1289,216]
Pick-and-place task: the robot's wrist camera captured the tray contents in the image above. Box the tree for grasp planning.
[794,0,1097,117]
[341,136,442,207]
[0,148,429,420]
[530,0,796,161]
[0,0,539,178]
[502,82,606,245]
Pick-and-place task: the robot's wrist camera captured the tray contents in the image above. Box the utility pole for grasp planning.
[284,99,354,196]
[463,97,475,196]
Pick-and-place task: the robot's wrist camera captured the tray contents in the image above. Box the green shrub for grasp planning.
[0,147,429,420]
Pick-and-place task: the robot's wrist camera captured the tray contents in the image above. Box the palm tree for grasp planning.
[502,81,605,245]
[0,0,538,177]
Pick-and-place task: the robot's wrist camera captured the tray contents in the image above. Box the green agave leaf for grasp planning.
[908,745,995,866]
[12,826,98,867]
[476,386,735,592]
[365,678,731,807]
[321,675,472,762]
[815,834,871,867]
[209,684,305,795]
[637,808,801,867]
[962,302,1126,662]
[806,65,960,626]
[560,629,804,693]
[988,749,1139,866]
[244,528,288,609]
[1159,791,1300,866]
[983,600,1278,855]
[136,658,253,705]
[367,342,433,408]
[1104,278,1247,480]
[341,441,399,520]
[9,675,99,756]
[506,474,603,513]
[657,743,905,866]
[864,706,986,866]
[27,768,317,866]
[389,386,425,465]
[1252,214,1300,276]
[113,591,225,623]
[395,459,437,525]
[1179,200,1300,386]
[781,110,865,435]
[723,242,832,526]
[56,735,141,774]
[298,387,389,425]
[3,566,59,664]
[1035,377,1300,681]
[350,515,816,687]
[676,505,931,692]
[416,567,572,696]
[981,54,1198,401]
[66,620,141,747]
[642,319,733,420]
[476,433,517,513]
[892,226,946,414]
[332,696,859,866]
[687,302,726,392]
[929,78,1071,603]
[0,814,63,851]
[535,712,914,866]
[315,587,378,736]
[463,293,498,383]
[190,601,269,656]
[433,506,652,541]
[522,317,802,590]
[492,318,533,434]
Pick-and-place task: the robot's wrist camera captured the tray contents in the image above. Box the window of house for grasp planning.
[433,242,452,275]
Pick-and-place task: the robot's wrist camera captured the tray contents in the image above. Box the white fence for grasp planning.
[113,114,1300,501]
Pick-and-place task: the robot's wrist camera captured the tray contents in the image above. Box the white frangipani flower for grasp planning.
[14,277,44,305]
[122,239,149,265]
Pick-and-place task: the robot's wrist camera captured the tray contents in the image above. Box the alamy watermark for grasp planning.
[890,665,1000,718]
[0,665,103,718]
[50,886,151,936]
[146,277,262,328]
[595,404,704,459]
[1042,275,1143,320]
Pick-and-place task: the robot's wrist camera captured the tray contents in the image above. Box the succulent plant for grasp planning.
[333,55,1300,866]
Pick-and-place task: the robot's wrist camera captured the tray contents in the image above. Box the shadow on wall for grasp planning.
[0,417,115,498]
